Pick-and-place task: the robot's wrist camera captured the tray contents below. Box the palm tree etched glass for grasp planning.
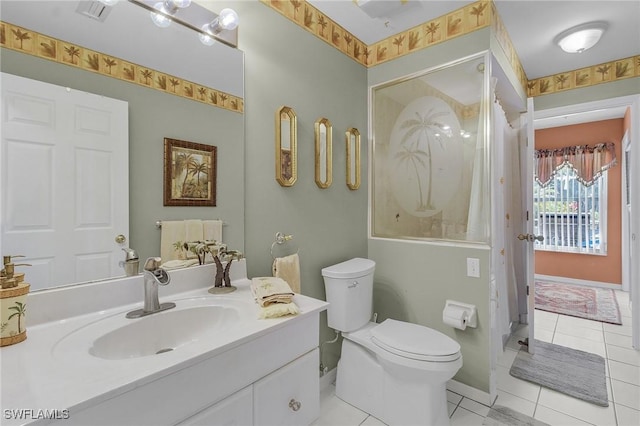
[388,96,463,217]
[372,55,485,240]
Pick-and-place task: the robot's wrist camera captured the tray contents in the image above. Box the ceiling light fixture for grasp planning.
[554,22,607,54]
[150,0,192,28]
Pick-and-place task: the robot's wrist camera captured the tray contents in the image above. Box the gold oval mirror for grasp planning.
[346,128,361,190]
[275,106,297,187]
[315,118,332,189]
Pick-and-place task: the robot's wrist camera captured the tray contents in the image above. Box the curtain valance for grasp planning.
[535,142,617,187]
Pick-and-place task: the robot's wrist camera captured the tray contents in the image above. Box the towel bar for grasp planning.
[156,220,227,229]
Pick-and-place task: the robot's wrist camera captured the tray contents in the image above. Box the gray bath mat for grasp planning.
[483,405,549,426]
[510,340,608,406]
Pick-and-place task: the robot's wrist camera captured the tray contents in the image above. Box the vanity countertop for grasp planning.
[0,269,328,425]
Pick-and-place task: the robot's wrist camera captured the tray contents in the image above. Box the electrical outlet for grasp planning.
[467,258,480,278]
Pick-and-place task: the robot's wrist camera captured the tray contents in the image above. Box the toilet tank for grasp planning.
[321,258,375,332]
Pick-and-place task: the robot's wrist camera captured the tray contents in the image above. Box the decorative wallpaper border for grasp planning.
[261,0,492,68]
[0,21,244,114]
[490,1,527,94]
[262,0,639,99]
[527,55,640,97]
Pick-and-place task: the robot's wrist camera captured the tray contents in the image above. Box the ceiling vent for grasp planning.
[356,0,406,19]
[75,1,112,22]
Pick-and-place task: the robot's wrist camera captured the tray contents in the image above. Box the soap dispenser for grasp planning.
[1,255,31,347]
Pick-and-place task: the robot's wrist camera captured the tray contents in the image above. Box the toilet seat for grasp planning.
[370,319,461,362]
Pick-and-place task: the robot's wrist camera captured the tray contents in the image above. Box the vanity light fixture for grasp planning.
[150,0,192,28]
[127,0,239,48]
[554,21,607,53]
[98,0,119,5]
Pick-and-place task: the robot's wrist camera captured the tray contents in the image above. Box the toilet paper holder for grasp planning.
[443,300,477,329]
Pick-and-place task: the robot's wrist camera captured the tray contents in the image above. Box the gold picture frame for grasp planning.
[164,138,217,206]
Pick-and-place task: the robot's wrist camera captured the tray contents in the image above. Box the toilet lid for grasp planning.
[371,319,461,362]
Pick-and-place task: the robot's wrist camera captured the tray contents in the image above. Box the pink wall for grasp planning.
[535,119,624,285]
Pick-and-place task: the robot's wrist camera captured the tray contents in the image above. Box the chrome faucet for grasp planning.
[126,257,176,319]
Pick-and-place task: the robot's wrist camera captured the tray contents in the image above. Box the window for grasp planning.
[533,164,607,254]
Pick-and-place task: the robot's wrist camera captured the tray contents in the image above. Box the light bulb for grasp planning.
[199,24,216,46]
[99,0,119,5]
[170,0,191,7]
[217,8,239,31]
[150,2,172,28]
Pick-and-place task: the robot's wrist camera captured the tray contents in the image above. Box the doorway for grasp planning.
[526,94,640,351]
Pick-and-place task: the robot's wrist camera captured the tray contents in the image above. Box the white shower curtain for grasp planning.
[491,96,520,347]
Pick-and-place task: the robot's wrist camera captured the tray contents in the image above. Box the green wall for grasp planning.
[1,49,245,269]
[367,29,494,393]
[236,2,368,372]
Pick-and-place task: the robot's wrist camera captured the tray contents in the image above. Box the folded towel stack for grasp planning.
[250,277,299,319]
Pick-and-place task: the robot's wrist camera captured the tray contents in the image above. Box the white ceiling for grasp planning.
[309,0,640,80]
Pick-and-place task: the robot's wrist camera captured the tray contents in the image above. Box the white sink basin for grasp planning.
[90,305,240,360]
[52,297,255,361]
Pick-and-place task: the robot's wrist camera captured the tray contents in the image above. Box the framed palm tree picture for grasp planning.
[163,138,217,206]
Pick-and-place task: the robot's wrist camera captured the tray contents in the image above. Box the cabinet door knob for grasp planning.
[288,398,301,412]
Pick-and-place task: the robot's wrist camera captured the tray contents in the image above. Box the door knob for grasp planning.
[115,234,126,244]
[517,233,544,242]
[288,398,301,412]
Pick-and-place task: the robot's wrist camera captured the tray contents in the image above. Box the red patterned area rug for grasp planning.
[535,281,622,325]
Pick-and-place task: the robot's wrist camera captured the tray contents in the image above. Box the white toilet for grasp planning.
[322,258,462,426]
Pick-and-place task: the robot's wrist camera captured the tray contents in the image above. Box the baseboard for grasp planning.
[324,367,493,406]
[447,379,495,406]
[320,367,337,391]
[535,274,623,290]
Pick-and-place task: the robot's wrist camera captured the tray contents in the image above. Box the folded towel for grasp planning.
[272,253,301,294]
[160,220,186,263]
[258,302,300,319]
[203,219,223,243]
[251,277,294,307]
[160,259,200,270]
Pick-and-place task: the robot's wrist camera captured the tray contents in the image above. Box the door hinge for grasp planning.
[526,285,529,296]
[526,210,529,221]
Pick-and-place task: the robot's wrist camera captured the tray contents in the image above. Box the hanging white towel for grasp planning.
[185,219,204,242]
[203,219,223,243]
[160,220,186,263]
[272,253,301,294]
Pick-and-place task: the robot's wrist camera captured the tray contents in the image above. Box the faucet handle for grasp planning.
[143,257,162,271]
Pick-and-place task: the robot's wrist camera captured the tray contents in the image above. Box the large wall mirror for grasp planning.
[346,128,361,190]
[315,118,333,189]
[275,106,298,187]
[0,1,245,291]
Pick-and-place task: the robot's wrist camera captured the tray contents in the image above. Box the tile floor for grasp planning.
[312,290,639,426]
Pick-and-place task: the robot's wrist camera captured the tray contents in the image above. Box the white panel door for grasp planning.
[1,72,128,290]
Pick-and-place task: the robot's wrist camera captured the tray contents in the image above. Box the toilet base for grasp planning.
[336,338,452,426]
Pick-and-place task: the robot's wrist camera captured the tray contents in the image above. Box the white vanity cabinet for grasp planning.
[1,265,329,426]
[56,315,321,426]
[254,349,319,426]
[179,349,319,426]
[178,386,254,426]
